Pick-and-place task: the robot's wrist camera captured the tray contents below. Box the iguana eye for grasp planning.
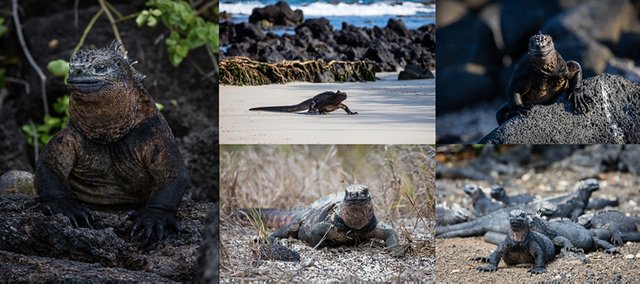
[95,64,107,73]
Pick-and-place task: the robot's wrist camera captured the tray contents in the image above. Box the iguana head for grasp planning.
[490,185,506,200]
[576,178,599,195]
[330,90,348,104]
[463,184,485,202]
[528,33,554,57]
[68,41,144,94]
[339,184,375,230]
[508,209,530,241]
[66,41,155,143]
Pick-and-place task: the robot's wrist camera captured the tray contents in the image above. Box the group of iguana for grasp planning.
[437,179,640,274]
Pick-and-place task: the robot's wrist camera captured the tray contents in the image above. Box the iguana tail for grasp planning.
[249,101,312,113]
[233,208,298,228]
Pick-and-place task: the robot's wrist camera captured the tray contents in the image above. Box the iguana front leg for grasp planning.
[365,222,399,248]
[338,103,358,115]
[306,100,321,115]
[566,60,588,113]
[269,222,301,241]
[308,221,337,249]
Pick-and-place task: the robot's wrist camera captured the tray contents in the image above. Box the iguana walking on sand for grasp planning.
[35,41,189,241]
[235,184,400,257]
[249,90,358,115]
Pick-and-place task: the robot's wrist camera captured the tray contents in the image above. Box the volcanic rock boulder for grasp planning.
[480,74,640,143]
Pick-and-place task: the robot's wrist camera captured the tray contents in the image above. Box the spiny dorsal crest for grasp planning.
[71,40,146,83]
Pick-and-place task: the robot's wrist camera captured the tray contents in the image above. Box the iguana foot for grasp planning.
[40,197,94,228]
[127,207,180,242]
[470,256,490,263]
[568,89,590,113]
[605,247,620,254]
[476,264,497,272]
[528,266,547,274]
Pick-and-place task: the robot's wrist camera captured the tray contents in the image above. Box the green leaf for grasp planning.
[155,102,164,111]
[47,60,70,78]
[147,16,158,27]
[136,13,149,27]
[151,9,162,16]
[0,17,7,38]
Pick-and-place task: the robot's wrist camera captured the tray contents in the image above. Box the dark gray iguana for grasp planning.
[436,179,599,238]
[464,184,504,217]
[249,90,358,115]
[235,184,400,259]
[484,215,619,255]
[496,33,589,125]
[490,185,535,206]
[475,210,556,274]
[436,206,469,226]
[580,211,640,245]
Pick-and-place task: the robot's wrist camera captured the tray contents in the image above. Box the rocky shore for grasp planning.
[220,1,435,77]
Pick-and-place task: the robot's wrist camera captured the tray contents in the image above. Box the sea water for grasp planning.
[220,0,435,32]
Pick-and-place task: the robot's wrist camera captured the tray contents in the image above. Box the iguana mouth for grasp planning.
[509,210,529,229]
[463,184,478,195]
[67,76,109,93]
[579,179,599,192]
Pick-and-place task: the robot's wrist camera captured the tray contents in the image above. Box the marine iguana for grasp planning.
[249,90,358,115]
[496,33,589,125]
[436,206,469,226]
[475,210,555,274]
[464,184,504,216]
[235,184,400,254]
[436,179,599,238]
[484,215,619,254]
[35,41,189,241]
[490,185,617,209]
[580,211,640,245]
[490,185,534,206]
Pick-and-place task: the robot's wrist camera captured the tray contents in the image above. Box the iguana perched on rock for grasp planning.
[35,41,189,241]
[464,184,504,217]
[496,33,589,125]
[475,210,556,274]
[580,211,640,245]
[249,90,358,115]
[235,184,400,257]
[436,179,599,238]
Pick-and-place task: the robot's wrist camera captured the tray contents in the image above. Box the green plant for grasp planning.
[136,0,218,66]
[21,95,69,147]
[0,17,7,38]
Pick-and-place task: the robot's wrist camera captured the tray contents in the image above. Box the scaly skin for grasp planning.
[475,210,555,274]
[490,185,534,206]
[496,33,588,124]
[436,206,469,226]
[528,216,618,254]
[35,41,189,242]
[250,90,358,115]
[235,184,400,255]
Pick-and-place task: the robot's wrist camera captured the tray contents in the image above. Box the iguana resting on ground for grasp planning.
[235,184,400,258]
[484,215,619,255]
[436,206,469,226]
[492,184,617,210]
[249,90,358,115]
[496,33,589,125]
[490,185,535,206]
[475,210,556,274]
[580,211,640,245]
[436,179,599,238]
[36,41,189,241]
[464,184,504,217]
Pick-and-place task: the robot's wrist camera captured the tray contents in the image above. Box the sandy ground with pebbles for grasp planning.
[219,72,435,144]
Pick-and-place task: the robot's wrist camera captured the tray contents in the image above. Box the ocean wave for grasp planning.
[220,1,434,17]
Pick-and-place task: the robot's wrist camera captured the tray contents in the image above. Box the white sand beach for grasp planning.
[219,72,435,144]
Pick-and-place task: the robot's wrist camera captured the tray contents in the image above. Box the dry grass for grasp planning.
[219,145,436,282]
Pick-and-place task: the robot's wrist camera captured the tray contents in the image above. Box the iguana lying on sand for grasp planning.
[580,211,640,245]
[249,90,358,115]
[235,184,400,259]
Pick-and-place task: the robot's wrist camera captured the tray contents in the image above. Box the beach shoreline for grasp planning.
[220,72,435,144]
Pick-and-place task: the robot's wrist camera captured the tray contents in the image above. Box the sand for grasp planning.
[219,72,435,144]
